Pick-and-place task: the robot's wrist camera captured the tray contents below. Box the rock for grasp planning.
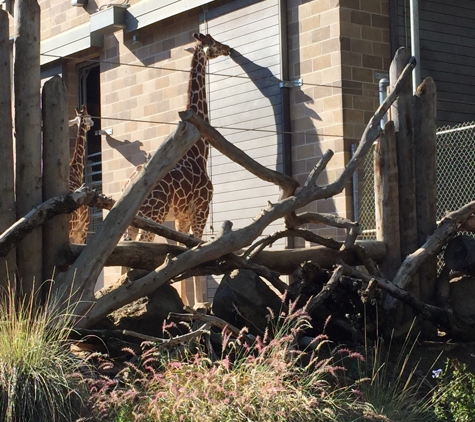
[212,269,284,336]
[95,269,187,338]
[449,275,475,326]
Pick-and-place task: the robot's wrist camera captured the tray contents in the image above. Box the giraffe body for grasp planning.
[124,34,231,303]
[69,106,94,244]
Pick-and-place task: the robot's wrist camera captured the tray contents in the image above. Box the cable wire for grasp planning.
[40,52,344,90]
[91,115,346,138]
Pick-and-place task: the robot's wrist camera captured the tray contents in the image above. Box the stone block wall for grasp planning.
[286,0,390,244]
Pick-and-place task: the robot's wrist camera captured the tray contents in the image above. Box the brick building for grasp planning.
[4,0,474,299]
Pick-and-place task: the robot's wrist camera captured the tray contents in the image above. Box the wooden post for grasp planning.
[42,76,70,283]
[414,77,437,304]
[0,10,16,288]
[14,0,42,296]
[374,121,401,280]
[389,47,418,296]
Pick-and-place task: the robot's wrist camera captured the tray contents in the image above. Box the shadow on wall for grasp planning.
[231,45,337,217]
[105,135,150,167]
[231,48,321,128]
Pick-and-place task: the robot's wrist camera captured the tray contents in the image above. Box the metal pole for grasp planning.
[410,0,421,92]
[379,78,389,128]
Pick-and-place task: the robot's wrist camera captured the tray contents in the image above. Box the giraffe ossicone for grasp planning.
[69,105,94,244]
[123,33,231,304]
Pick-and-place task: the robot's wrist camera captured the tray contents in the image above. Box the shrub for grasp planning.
[432,359,475,422]
[0,284,89,422]
[88,305,367,422]
[354,327,438,422]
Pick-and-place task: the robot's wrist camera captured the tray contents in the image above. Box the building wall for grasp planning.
[397,0,475,126]
[31,0,391,295]
[286,0,390,245]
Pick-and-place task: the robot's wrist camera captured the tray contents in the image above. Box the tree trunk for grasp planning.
[374,121,401,279]
[0,10,16,288]
[42,75,70,283]
[66,240,387,275]
[14,0,42,295]
[414,77,437,304]
[390,47,417,262]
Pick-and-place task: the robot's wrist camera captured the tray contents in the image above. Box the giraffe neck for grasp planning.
[186,44,210,166]
[69,123,88,191]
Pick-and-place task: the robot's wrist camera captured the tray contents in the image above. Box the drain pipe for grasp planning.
[409,0,421,92]
[279,0,294,249]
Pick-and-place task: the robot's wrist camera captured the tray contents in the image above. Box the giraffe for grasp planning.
[124,33,231,304]
[69,105,94,244]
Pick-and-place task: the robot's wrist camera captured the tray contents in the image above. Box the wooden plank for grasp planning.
[374,121,401,280]
[414,78,437,304]
[0,10,16,288]
[41,75,70,283]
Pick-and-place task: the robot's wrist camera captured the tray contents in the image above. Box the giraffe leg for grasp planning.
[176,218,193,306]
[190,205,210,305]
[192,276,203,305]
[124,225,139,241]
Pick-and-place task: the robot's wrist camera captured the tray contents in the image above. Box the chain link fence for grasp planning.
[356,121,475,241]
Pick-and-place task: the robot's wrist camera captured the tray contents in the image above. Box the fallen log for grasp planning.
[66,240,386,275]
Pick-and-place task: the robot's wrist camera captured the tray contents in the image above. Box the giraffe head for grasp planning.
[69,105,94,131]
[193,33,231,59]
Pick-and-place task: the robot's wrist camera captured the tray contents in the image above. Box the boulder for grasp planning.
[212,269,284,336]
[449,275,475,326]
[95,269,187,338]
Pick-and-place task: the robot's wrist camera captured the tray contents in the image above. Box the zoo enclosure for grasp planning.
[357,121,475,239]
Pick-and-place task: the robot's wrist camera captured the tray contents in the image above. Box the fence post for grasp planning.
[389,47,419,296]
[0,10,16,288]
[374,121,401,280]
[414,77,437,305]
[42,75,70,283]
[14,0,42,296]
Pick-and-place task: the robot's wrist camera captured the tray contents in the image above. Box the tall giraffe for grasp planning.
[124,33,231,304]
[69,105,94,244]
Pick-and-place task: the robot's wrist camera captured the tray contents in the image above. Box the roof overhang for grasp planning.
[125,0,216,32]
[40,23,102,65]
[40,0,218,65]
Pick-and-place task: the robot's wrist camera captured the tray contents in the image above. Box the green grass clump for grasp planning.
[0,284,88,422]
[355,327,439,422]
[89,306,368,422]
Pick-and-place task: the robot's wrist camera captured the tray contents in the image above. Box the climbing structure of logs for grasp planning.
[3,2,475,344]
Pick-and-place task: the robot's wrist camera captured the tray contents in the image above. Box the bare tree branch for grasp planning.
[0,186,96,257]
